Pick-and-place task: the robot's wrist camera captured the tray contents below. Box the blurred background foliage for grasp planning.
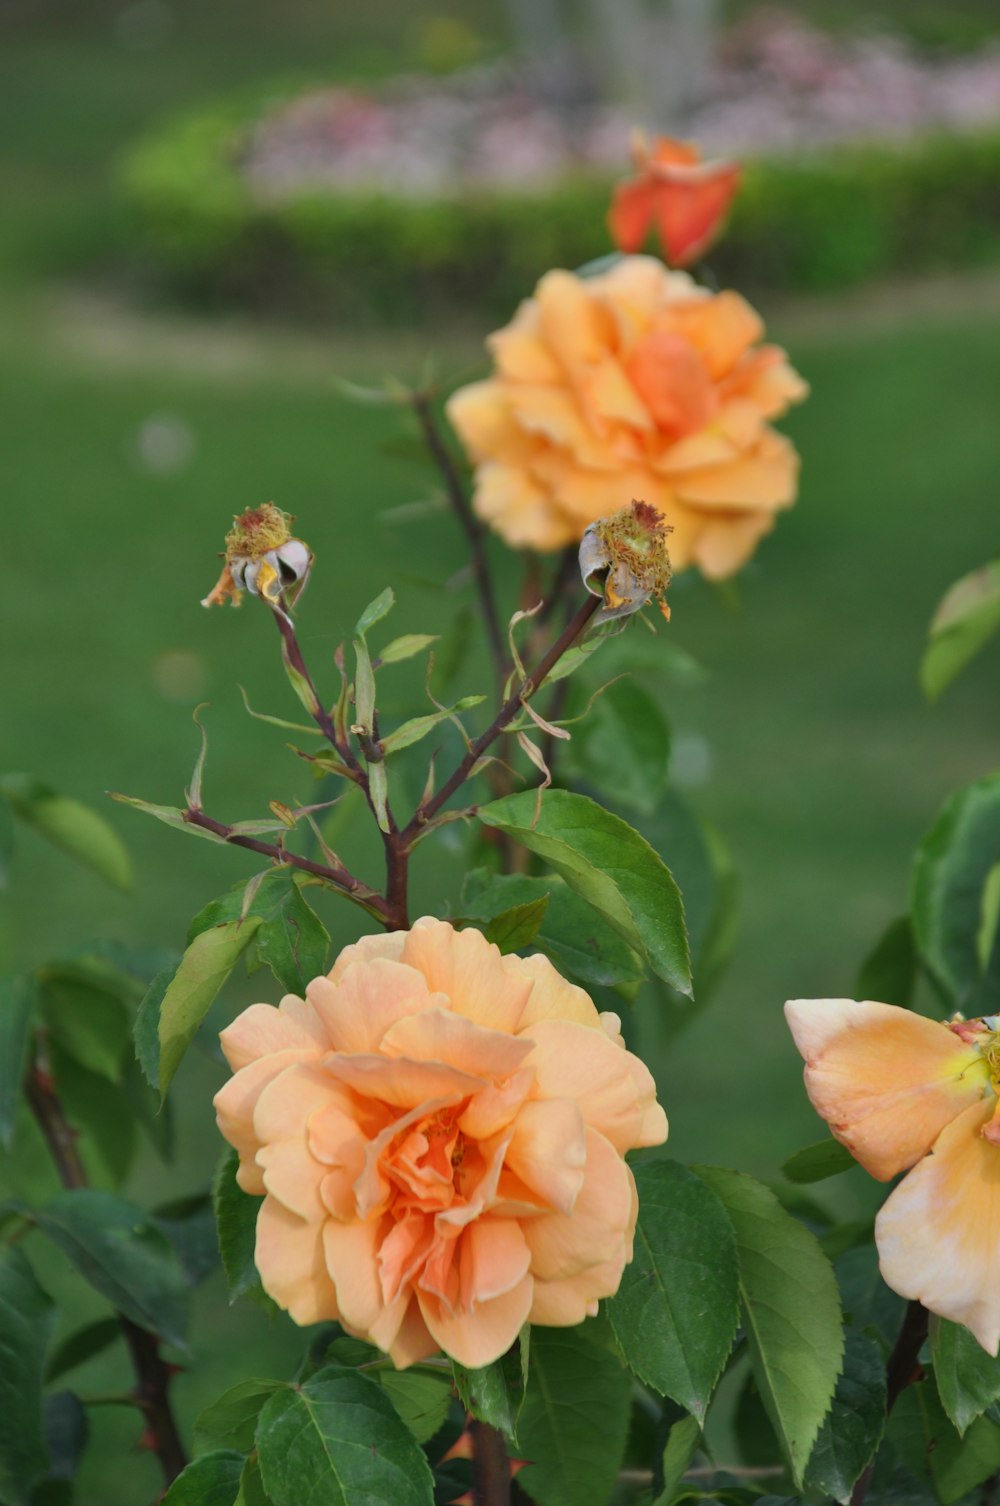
[3,1,1000,1499]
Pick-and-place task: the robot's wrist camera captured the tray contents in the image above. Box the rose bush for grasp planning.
[446,255,808,575]
[215,917,667,1369]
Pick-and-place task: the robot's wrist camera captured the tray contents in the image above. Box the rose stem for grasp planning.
[470,1420,511,1506]
[850,1299,929,1506]
[411,391,507,689]
[26,1062,188,1487]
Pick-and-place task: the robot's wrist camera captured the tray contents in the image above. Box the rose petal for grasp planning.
[256,1195,339,1325]
[523,1128,633,1280]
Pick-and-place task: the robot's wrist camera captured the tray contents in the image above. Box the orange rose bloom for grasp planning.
[786,998,1000,1352]
[446,255,808,576]
[214,918,667,1369]
[609,134,741,268]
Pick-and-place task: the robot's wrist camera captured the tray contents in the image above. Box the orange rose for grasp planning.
[446,256,808,576]
[214,918,667,1369]
[786,998,1000,1352]
[609,134,741,268]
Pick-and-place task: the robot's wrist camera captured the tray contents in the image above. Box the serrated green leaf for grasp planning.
[911,771,1000,1009]
[566,677,671,816]
[195,1378,285,1454]
[804,1330,886,1503]
[834,1245,904,1349]
[143,918,262,1098]
[381,696,485,755]
[378,634,439,665]
[354,588,395,640]
[0,1247,55,1506]
[256,1365,434,1506]
[469,896,549,954]
[782,1138,857,1185]
[653,1413,702,1505]
[931,1317,1000,1436]
[855,915,918,1007]
[377,1369,453,1445]
[694,1166,844,1486]
[44,1317,120,1384]
[477,790,691,994]
[213,1148,268,1306]
[189,871,329,995]
[162,1450,245,1505]
[452,1329,529,1444]
[109,792,226,843]
[460,872,643,990]
[922,558,1000,702]
[33,1189,188,1349]
[0,976,34,1149]
[516,1324,631,1506]
[236,1456,273,1506]
[607,1160,738,1422]
[1,775,131,890]
[891,1373,1000,1504]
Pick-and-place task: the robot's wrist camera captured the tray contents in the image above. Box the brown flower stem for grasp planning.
[405,593,601,841]
[268,605,364,778]
[411,391,507,689]
[850,1300,929,1506]
[181,808,390,923]
[25,1063,188,1488]
[471,1421,511,1506]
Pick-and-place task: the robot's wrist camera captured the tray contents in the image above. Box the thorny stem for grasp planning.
[850,1300,929,1506]
[26,1064,188,1489]
[470,1420,511,1506]
[411,391,507,689]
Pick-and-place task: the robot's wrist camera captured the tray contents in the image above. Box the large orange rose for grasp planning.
[214,917,667,1369]
[446,255,808,577]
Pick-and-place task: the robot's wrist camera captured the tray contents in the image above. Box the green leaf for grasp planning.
[109,792,226,843]
[835,1245,904,1349]
[931,1317,1000,1436]
[566,677,671,816]
[195,1379,286,1454]
[354,588,395,640]
[473,896,550,955]
[381,696,485,755]
[782,1138,857,1185]
[0,976,34,1149]
[855,915,918,1007]
[40,1389,88,1483]
[891,1373,1000,1504]
[162,1450,245,1505]
[0,1248,55,1506]
[804,1330,886,1503]
[694,1166,844,1486]
[353,636,376,731]
[236,1456,273,1506]
[44,1317,120,1384]
[922,558,1000,701]
[190,870,329,995]
[213,1148,267,1305]
[452,1329,529,1444]
[652,1413,701,1505]
[477,790,691,995]
[50,1042,137,1186]
[910,771,1000,1009]
[1,775,131,890]
[460,872,643,990]
[141,917,262,1098]
[377,1369,453,1445]
[255,1365,435,1506]
[378,634,439,666]
[368,760,391,834]
[33,1189,188,1349]
[516,1324,631,1506]
[154,1193,219,1287]
[38,970,130,1082]
[607,1160,739,1422]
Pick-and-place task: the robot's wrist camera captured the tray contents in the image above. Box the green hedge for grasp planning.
[119,98,1000,322]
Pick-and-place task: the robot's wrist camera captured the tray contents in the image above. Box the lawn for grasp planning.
[4,4,1000,1499]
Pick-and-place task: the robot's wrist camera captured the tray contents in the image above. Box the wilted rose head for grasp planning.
[214,917,667,1369]
[446,255,808,577]
[202,502,312,609]
[580,499,673,621]
[786,997,1000,1353]
[609,133,742,268]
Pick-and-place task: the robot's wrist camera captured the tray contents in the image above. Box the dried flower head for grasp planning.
[202,503,313,609]
[579,500,673,622]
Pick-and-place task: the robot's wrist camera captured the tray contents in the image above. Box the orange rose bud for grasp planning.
[214,918,667,1370]
[446,256,808,577]
[609,132,741,268]
[786,998,1000,1353]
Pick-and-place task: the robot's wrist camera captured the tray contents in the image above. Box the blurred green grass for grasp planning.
[3,4,1000,1499]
